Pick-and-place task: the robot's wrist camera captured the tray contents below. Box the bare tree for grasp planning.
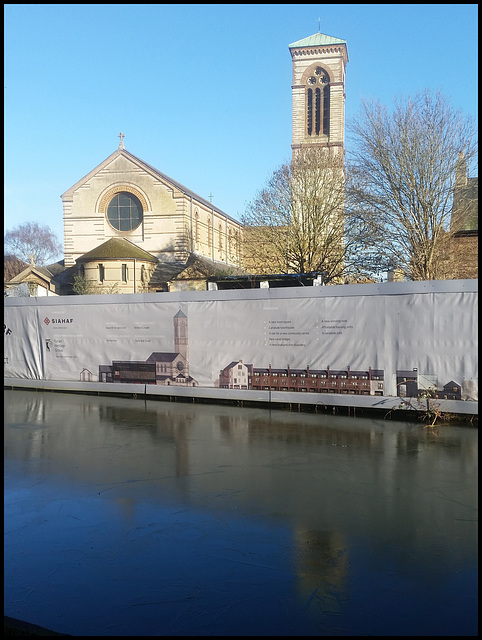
[4,254,27,282]
[4,222,63,266]
[4,254,29,296]
[348,89,478,280]
[242,147,381,283]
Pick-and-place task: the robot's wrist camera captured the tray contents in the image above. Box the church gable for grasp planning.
[62,150,174,210]
[61,138,243,274]
[94,153,180,199]
[62,148,192,267]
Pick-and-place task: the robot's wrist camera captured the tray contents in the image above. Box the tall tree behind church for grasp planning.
[4,222,63,266]
[241,146,381,283]
[347,89,478,281]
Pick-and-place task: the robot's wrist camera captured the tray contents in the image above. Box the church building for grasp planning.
[7,29,473,296]
[59,133,244,293]
[6,133,245,296]
[5,30,351,296]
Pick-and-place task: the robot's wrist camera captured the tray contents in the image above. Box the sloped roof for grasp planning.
[148,252,246,288]
[4,259,66,285]
[289,32,346,48]
[443,380,461,388]
[6,264,56,285]
[146,352,178,363]
[75,237,158,262]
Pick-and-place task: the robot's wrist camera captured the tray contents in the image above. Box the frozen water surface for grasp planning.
[4,389,478,636]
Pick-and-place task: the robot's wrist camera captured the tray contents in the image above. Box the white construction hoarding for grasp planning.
[4,280,478,404]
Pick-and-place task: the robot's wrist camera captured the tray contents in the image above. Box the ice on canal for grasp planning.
[4,389,478,636]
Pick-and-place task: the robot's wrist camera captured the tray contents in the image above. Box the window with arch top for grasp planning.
[106,192,143,231]
[306,67,330,137]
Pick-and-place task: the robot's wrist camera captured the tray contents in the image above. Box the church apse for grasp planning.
[98,310,198,387]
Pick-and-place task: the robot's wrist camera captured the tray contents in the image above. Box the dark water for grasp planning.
[4,389,478,636]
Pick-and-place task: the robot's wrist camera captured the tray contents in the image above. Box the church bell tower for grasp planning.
[289,31,348,158]
[173,310,189,364]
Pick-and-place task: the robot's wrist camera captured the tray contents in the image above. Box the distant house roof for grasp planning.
[76,237,158,262]
[4,259,67,294]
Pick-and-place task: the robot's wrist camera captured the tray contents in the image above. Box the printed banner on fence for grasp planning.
[4,282,478,400]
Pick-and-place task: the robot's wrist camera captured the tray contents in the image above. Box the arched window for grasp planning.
[306,67,330,137]
[106,192,143,231]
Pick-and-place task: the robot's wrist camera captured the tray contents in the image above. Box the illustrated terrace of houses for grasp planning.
[218,362,385,396]
[218,362,463,400]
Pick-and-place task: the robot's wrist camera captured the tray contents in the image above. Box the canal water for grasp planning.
[4,389,478,636]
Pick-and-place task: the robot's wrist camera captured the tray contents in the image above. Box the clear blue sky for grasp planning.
[4,4,478,248]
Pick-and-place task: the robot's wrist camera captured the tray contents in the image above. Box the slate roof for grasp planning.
[5,259,66,284]
[148,252,245,289]
[146,352,179,363]
[76,237,158,262]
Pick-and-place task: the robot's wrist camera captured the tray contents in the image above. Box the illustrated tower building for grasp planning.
[174,310,189,364]
[289,31,348,158]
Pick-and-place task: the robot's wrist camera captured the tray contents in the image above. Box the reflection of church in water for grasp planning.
[99,310,198,386]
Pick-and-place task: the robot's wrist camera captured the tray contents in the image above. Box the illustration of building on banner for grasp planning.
[218,362,464,399]
[218,362,385,395]
[98,310,198,387]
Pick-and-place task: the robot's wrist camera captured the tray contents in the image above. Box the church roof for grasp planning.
[61,147,240,224]
[148,251,246,288]
[4,259,66,289]
[6,264,55,285]
[289,32,347,48]
[75,237,158,262]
